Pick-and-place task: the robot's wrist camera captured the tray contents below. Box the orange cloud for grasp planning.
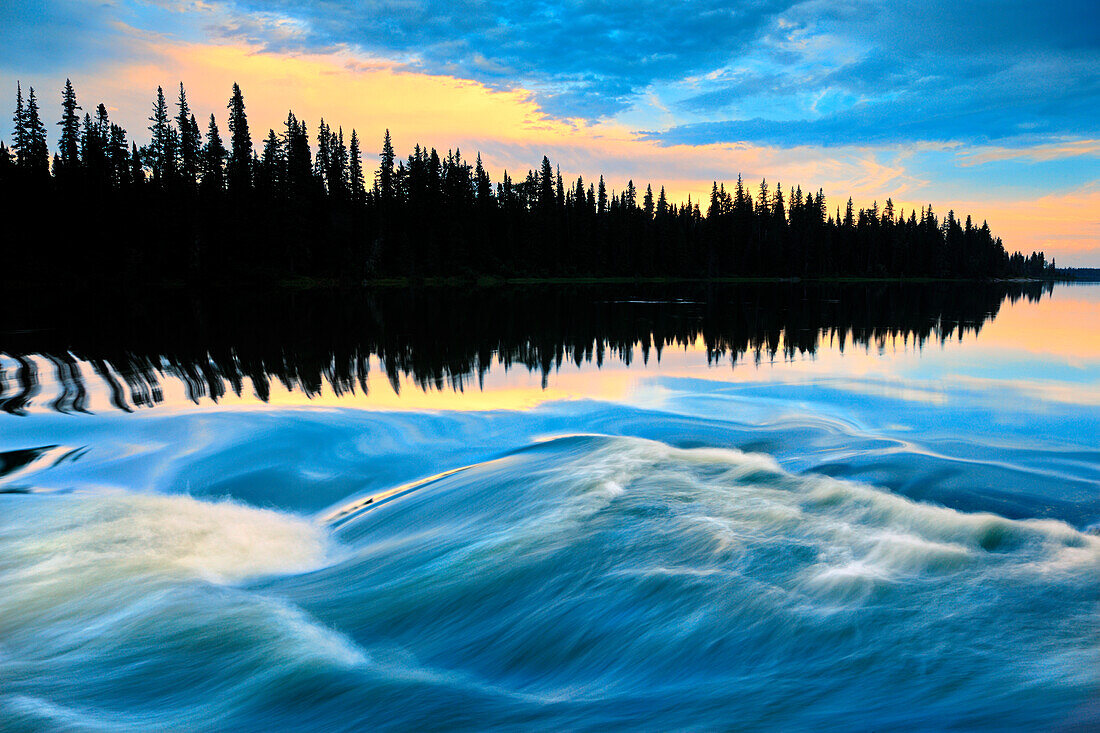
[38,35,921,201]
[958,140,1100,166]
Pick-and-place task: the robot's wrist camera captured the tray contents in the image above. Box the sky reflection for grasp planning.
[1,283,1094,416]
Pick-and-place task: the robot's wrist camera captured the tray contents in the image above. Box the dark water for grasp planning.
[1,283,1098,731]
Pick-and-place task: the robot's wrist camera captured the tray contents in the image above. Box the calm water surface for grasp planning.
[1,283,1098,730]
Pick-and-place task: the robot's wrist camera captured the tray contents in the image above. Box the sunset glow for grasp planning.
[2,1,1097,262]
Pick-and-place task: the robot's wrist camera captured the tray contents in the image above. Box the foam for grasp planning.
[0,492,366,729]
[549,435,1100,589]
[0,493,329,586]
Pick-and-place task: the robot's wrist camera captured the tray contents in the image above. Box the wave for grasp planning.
[0,492,368,731]
[0,492,331,587]
[2,436,1097,729]
[320,435,1100,726]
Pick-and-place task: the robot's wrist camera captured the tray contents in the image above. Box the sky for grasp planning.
[1,0,1098,263]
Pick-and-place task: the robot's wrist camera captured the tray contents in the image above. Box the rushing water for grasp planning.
[1,283,1098,731]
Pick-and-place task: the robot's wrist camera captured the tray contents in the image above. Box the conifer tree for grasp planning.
[177,83,200,190]
[538,156,554,212]
[11,82,25,168]
[147,86,172,184]
[624,180,637,210]
[315,119,331,184]
[757,179,770,213]
[129,142,145,185]
[378,129,395,203]
[23,87,49,176]
[348,129,364,203]
[259,128,283,197]
[336,127,349,199]
[708,182,721,218]
[283,113,312,195]
[108,123,129,187]
[80,108,108,185]
[57,78,81,175]
[201,113,227,191]
[226,82,252,193]
[474,152,492,205]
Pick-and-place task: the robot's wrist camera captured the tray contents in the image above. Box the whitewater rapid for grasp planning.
[2,434,1096,730]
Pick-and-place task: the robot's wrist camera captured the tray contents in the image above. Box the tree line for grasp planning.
[0,80,1055,284]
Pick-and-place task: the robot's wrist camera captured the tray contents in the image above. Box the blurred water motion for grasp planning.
[3,281,1099,731]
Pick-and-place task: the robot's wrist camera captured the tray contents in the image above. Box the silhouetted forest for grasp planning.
[0,282,1050,413]
[1,81,1056,284]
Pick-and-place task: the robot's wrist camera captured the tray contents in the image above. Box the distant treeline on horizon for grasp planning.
[1,80,1055,284]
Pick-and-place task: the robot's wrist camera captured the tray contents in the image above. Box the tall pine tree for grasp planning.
[23,87,49,177]
[226,83,252,193]
[348,129,364,203]
[57,78,81,176]
[176,83,200,190]
[147,86,173,185]
[201,113,227,192]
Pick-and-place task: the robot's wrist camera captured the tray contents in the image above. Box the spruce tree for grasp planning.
[538,156,554,212]
[108,123,129,187]
[57,78,82,175]
[11,82,25,168]
[283,112,312,195]
[23,87,49,177]
[201,113,227,192]
[259,128,283,197]
[378,129,395,203]
[80,109,107,185]
[226,82,252,193]
[333,127,348,200]
[348,129,364,203]
[474,153,492,205]
[147,86,172,184]
[176,83,200,190]
[130,142,145,186]
[757,179,770,214]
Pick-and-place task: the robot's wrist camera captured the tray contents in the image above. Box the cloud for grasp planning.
[213,0,799,119]
[190,0,1100,149]
[9,0,1099,149]
[650,0,1100,147]
[957,140,1100,166]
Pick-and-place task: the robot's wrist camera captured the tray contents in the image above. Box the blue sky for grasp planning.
[232,0,1100,143]
[2,0,1098,261]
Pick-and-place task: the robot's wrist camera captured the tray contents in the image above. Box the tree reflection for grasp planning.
[0,282,1051,414]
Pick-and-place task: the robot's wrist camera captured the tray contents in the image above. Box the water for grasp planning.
[1,283,1098,730]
